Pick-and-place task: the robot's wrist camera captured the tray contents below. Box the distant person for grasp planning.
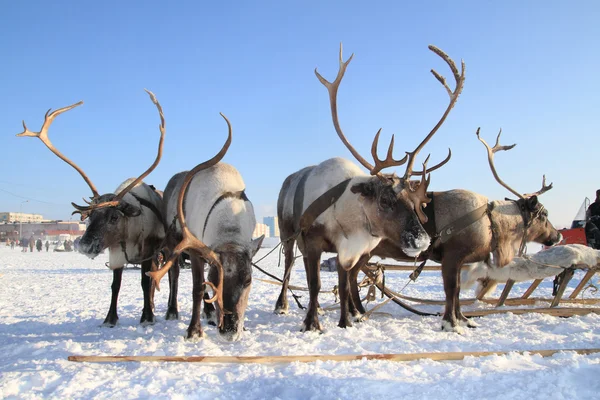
[45,241,50,252]
[36,239,42,252]
[28,236,34,253]
[10,240,15,250]
[21,238,27,252]
[586,189,600,249]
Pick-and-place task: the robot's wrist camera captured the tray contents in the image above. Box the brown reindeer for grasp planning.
[341,129,563,333]
[275,44,463,331]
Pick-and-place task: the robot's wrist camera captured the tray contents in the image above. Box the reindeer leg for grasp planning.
[275,239,295,314]
[103,268,123,327]
[454,265,477,328]
[441,257,463,334]
[165,254,180,320]
[186,255,206,339]
[201,257,218,326]
[301,248,323,332]
[140,259,156,325]
[337,258,352,328]
[349,255,369,319]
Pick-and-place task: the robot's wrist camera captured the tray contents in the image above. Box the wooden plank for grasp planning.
[569,270,597,299]
[463,307,600,318]
[550,269,575,308]
[67,348,600,363]
[496,279,515,307]
[521,279,543,299]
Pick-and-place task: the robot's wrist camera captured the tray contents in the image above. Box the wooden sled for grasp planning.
[362,261,600,318]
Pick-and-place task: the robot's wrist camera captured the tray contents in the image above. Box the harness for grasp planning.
[202,190,249,238]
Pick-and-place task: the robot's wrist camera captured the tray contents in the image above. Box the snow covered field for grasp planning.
[1,246,600,399]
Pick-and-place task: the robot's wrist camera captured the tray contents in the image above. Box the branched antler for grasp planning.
[146,113,233,329]
[476,128,552,199]
[16,101,98,197]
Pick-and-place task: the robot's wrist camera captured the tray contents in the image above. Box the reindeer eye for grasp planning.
[243,279,252,288]
[378,193,395,211]
[109,214,119,224]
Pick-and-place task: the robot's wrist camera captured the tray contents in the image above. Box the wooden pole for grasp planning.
[569,270,597,299]
[521,279,543,299]
[463,307,600,318]
[496,279,515,307]
[68,348,600,363]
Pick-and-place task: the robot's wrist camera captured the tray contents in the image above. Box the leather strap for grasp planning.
[299,179,352,233]
[202,190,248,238]
[438,203,489,244]
[130,192,162,222]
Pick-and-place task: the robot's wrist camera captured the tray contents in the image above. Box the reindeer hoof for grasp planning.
[441,320,465,334]
[165,309,179,321]
[102,315,118,327]
[140,313,156,326]
[338,319,353,329]
[274,306,289,315]
[300,320,322,333]
[461,318,479,329]
[186,327,205,340]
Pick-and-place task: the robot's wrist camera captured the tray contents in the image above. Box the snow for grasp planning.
[1,246,600,399]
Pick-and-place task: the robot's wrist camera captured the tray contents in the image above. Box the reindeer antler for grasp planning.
[316,43,464,223]
[17,101,99,198]
[69,89,166,220]
[113,89,166,200]
[524,175,553,198]
[476,128,523,199]
[146,113,233,329]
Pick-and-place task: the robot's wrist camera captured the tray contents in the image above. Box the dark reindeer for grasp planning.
[275,44,462,331]
[147,114,264,341]
[343,129,563,333]
[16,90,166,326]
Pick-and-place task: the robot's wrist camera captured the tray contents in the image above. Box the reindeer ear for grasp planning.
[118,202,142,217]
[526,195,539,211]
[250,235,264,257]
[350,181,376,199]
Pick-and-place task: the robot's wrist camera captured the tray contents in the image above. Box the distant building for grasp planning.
[263,216,279,237]
[252,223,270,239]
[0,220,86,241]
[0,212,44,223]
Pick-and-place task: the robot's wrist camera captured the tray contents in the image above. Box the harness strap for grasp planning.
[298,179,352,234]
[438,203,489,244]
[202,190,248,238]
[130,192,162,221]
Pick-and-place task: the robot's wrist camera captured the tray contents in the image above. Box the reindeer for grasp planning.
[16,90,166,326]
[338,129,563,333]
[274,44,462,331]
[146,114,264,341]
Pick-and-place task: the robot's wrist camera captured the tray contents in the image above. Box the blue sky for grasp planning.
[1,1,598,228]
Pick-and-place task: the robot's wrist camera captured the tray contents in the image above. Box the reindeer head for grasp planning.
[477,129,562,249]
[315,44,465,256]
[17,90,166,259]
[207,237,263,341]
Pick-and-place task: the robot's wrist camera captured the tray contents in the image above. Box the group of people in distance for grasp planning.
[5,237,81,253]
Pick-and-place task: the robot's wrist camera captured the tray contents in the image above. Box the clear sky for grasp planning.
[1,1,598,229]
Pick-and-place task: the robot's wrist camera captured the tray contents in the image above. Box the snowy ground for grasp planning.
[1,245,600,399]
